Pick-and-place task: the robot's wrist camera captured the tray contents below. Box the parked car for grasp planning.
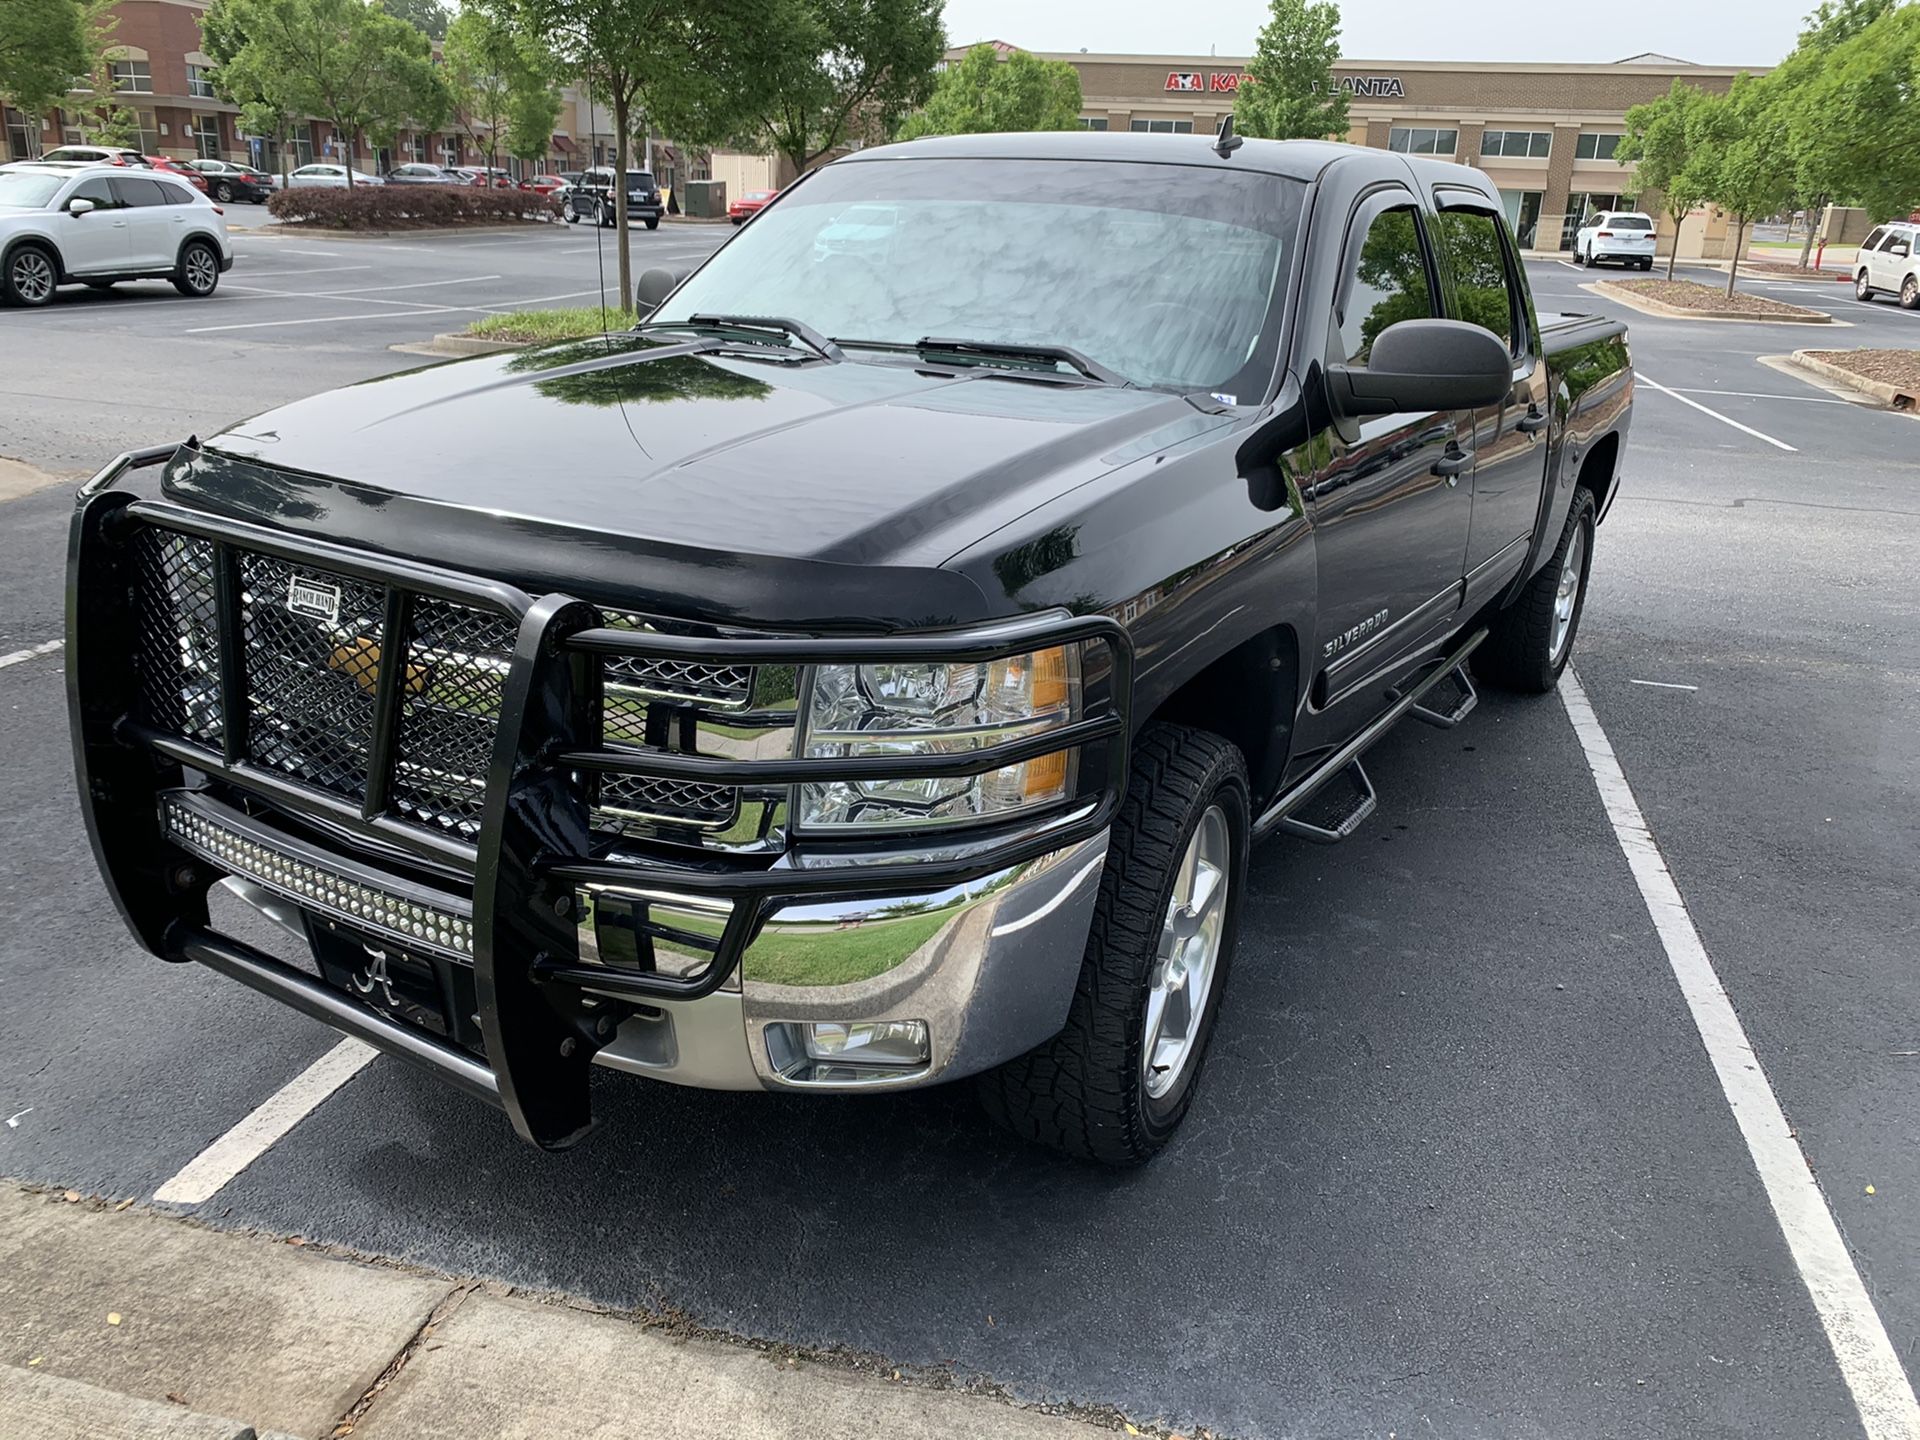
[525,174,571,196]
[727,188,777,224]
[186,160,273,204]
[558,170,582,187]
[1574,210,1657,268]
[28,144,151,168]
[453,166,515,189]
[1854,221,1920,308]
[565,167,663,228]
[287,164,384,189]
[0,162,231,306]
[385,163,461,187]
[65,134,1630,1164]
[143,156,210,194]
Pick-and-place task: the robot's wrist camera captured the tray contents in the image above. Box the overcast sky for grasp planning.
[940,0,1807,69]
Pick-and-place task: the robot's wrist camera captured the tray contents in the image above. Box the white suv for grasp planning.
[0,162,232,306]
[1854,221,1920,308]
[1574,210,1657,269]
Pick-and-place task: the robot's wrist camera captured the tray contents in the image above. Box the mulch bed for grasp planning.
[1801,349,1920,393]
[1610,279,1829,318]
[1738,259,1851,281]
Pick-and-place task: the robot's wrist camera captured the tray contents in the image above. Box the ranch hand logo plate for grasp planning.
[286,574,342,623]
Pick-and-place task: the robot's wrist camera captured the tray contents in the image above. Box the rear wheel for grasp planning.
[1856,270,1875,302]
[644,216,660,230]
[1573,245,1586,266]
[173,239,220,298]
[215,181,234,203]
[1901,275,1919,310]
[1640,257,1654,271]
[978,724,1249,1166]
[1475,487,1596,694]
[2,243,57,306]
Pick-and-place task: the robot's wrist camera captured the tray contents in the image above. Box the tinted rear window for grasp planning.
[1609,216,1653,231]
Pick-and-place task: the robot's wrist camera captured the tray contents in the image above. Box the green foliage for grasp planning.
[0,0,89,121]
[268,179,557,224]
[1618,79,1709,279]
[213,0,450,179]
[1350,209,1429,355]
[76,0,143,148]
[1782,2,1920,224]
[464,306,634,340]
[380,0,449,38]
[1681,75,1795,294]
[445,5,559,169]
[1232,0,1348,141]
[896,42,1081,139]
[739,0,945,171]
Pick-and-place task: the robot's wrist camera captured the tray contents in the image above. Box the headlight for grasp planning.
[797,646,1080,831]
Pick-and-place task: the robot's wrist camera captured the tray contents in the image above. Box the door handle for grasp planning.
[1431,445,1472,483]
[1516,407,1549,434]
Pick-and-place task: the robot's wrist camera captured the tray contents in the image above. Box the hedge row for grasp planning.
[266,185,562,229]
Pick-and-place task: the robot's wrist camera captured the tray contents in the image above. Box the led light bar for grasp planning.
[160,794,473,961]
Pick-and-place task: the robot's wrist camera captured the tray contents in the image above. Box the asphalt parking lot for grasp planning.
[3,238,1918,1439]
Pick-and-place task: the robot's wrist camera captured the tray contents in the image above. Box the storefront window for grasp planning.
[1575,133,1622,160]
[1128,118,1193,134]
[1482,130,1551,159]
[1079,117,1108,131]
[4,108,38,161]
[1388,127,1457,155]
[195,117,221,159]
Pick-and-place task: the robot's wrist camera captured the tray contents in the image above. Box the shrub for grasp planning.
[266,184,562,230]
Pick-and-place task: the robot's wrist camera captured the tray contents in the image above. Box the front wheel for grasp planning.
[2,244,57,306]
[563,201,579,224]
[1475,487,1596,693]
[1856,270,1875,302]
[173,239,220,298]
[978,724,1249,1166]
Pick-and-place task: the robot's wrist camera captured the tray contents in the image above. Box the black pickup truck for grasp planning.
[68,133,1630,1164]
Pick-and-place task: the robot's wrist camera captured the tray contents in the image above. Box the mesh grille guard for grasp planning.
[67,461,1133,1150]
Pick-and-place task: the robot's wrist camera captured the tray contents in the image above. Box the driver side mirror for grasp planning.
[67,196,96,215]
[1891,242,1912,258]
[634,266,689,318]
[1326,318,1511,416]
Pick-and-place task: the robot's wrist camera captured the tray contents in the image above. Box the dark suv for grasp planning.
[564,167,663,229]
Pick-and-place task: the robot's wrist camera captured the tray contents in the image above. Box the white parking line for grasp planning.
[1664,387,1850,405]
[1639,375,1798,452]
[1560,670,1920,1440]
[0,639,63,671]
[153,1038,377,1206]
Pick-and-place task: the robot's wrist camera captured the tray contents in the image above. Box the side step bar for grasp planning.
[1254,628,1487,844]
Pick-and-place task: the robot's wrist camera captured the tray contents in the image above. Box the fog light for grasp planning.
[765,1019,931,1084]
[803,1020,928,1065]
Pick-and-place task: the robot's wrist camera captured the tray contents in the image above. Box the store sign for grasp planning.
[1335,74,1406,97]
[1165,72,1204,92]
[1165,71,1254,92]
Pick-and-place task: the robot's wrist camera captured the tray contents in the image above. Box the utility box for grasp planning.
[684,180,727,220]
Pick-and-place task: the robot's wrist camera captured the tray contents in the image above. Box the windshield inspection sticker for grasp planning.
[1211,392,1238,406]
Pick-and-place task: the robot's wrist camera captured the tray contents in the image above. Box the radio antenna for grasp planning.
[1213,114,1243,158]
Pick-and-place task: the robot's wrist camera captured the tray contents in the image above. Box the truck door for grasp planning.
[1431,198,1551,593]
[1306,191,1473,707]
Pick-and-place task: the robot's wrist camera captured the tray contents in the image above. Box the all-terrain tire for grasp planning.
[977,724,1250,1166]
[1474,486,1596,694]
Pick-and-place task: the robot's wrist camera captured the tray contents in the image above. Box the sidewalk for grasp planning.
[0,1183,1150,1439]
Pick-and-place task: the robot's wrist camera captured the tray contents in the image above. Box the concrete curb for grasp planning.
[390,333,530,358]
[1788,350,1919,411]
[1583,280,1838,324]
[0,458,80,504]
[0,1184,1151,1439]
[0,1365,298,1440]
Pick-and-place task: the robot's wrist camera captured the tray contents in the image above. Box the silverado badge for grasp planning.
[286,574,342,623]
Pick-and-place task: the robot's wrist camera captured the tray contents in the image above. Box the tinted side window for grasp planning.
[1862,226,1886,251]
[153,180,193,205]
[1338,205,1433,366]
[112,176,170,207]
[70,177,121,209]
[1434,208,1520,355]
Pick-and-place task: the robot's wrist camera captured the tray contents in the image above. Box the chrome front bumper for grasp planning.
[226,827,1109,1094]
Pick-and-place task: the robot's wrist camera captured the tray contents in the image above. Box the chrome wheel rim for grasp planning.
[1551,520,1587,663]
[12,251,53,303]
[1142,804,1230,1100]
[186,248,216,292]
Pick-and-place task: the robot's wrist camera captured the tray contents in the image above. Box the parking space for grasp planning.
[4,245,1917,1438]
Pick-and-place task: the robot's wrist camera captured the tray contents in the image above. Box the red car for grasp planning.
[453,167,515,189]
[145,155,210,193]
[727,188,777,224]
[524,174,570,196]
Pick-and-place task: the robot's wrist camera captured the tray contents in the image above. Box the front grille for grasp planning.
[239,551,383,800]
[130,528,767,851]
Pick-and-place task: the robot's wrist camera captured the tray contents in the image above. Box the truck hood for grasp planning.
[199,333,1208,570]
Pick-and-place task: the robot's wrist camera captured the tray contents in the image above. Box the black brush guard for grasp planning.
[67,452,1133,1149]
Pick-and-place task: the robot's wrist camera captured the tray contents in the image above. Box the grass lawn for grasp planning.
[463,307,635,344]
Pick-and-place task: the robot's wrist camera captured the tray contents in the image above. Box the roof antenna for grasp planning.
[1213,114,1243,157]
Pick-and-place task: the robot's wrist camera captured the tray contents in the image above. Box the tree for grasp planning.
[895,42,1081,139]
[1232,0,1348,141]
[487,0,777,310]
[380,0,449,39]
[1685,76,1794,296]
[0,0,89,136]
[215,0,448,185]
[203,0,295,180]
[736,0,944,173]
[1785,3,1920,232]
[445,5,557,173]
[1617,79,1708,280]
[76,0,143,148]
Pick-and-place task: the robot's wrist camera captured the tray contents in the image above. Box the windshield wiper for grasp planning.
[913,337,1131,387]
[636,314,842,362]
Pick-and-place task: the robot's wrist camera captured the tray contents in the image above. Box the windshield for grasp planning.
[655,156,1304,394]
[0,172,66,209]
